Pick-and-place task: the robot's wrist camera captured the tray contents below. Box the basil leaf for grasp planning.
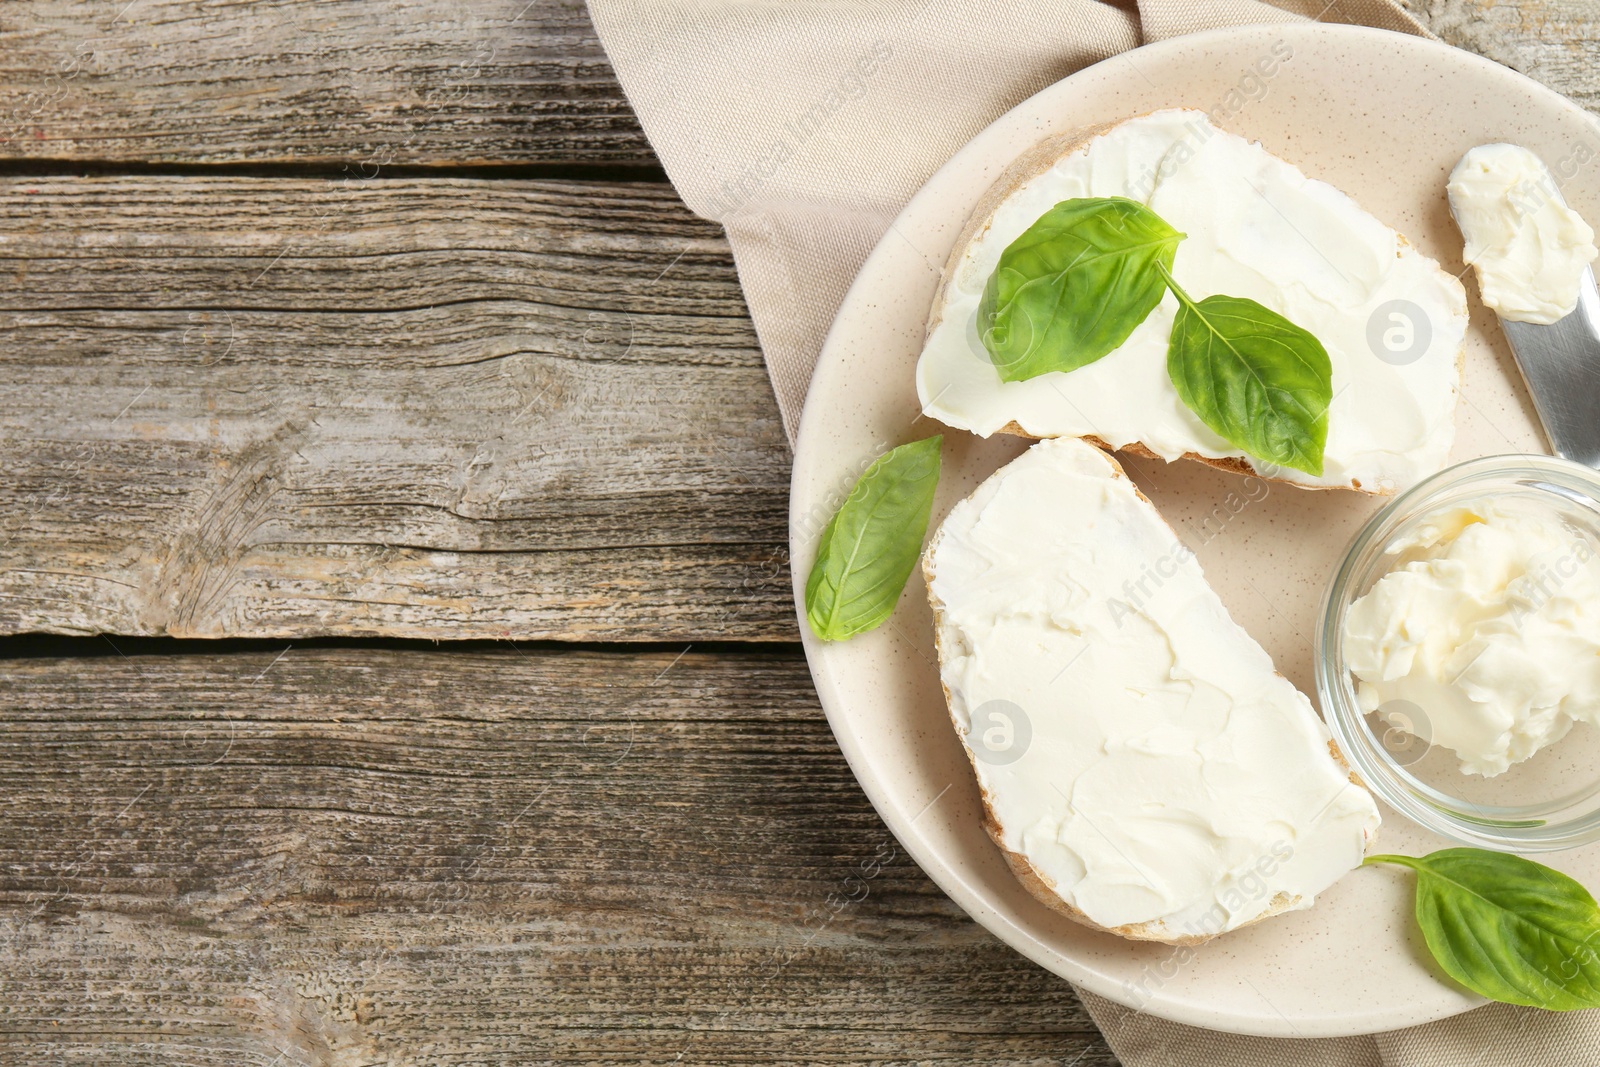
[1164,288,1332,477]
[805,435,943,642]
[1367,850,1600,1010]
[979,197,1183,382]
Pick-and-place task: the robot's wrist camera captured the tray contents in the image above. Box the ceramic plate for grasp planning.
[790,24,1600,1037]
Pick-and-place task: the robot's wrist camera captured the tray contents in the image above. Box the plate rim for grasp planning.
[788,21,1594,1037]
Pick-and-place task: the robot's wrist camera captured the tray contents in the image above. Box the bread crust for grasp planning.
[927,114,1469,498]
[922,443,1376,945]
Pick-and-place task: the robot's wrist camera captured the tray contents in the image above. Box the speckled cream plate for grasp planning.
[790,24,1600,1038]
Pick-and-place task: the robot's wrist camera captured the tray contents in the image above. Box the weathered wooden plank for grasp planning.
[0,0,653,168]
[0,177,797,640]
[1422,0,1600,117]
[0,643,1115,1066]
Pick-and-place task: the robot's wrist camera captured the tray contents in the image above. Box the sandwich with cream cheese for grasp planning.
[924,437,1380,943]
[917,109,1467,494]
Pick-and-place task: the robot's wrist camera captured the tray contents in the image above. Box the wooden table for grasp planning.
[0,3,1591,1063]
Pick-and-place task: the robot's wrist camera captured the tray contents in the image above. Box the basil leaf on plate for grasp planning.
[1367,849,1600,1010]
[1162,281,1333,477]
[805,435,943,642]
[978,196,1183,382]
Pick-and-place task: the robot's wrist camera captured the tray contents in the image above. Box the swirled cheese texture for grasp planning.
[917,109,1466,494]
[1447,143,1598,325]
[1344,497,1600,777]
[926,438,1379,940]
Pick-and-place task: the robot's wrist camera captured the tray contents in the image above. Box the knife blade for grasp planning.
[1496,265,1600,469]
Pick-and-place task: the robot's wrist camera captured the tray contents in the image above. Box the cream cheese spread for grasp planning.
[916,109,1466,494]
[926,437,1380,939]
[1448,144,1598,325]
[1344,497,1600,777]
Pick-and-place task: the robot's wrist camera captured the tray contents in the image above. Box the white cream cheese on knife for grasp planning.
[1345,497,1600,777]
[1448,144,1599,325]
[917,109,1466,493]
[926,437,1379,940]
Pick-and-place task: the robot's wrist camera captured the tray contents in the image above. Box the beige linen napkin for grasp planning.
[585,1,1600,1062]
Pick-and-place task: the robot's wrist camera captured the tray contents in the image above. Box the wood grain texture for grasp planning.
[0,643,1115,1066]
[0,0,653,168]
[1417,0,1600,116]
[0,177,797,641]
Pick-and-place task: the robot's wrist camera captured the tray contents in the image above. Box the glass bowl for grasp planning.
[1317,453,1600,852]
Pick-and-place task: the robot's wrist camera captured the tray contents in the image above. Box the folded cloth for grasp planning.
[585,1,1600,1062]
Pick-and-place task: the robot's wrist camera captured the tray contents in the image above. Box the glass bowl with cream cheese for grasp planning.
[1318,454,1600,851]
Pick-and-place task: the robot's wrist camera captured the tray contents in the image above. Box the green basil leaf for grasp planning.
[979,197,1183,382]
[805,435,943,642]
[1164,290,1332,477]
[1367,850,1600,1010]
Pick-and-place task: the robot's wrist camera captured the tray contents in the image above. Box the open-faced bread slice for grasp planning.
[916,109,1467,495]
[924,437,1380,944]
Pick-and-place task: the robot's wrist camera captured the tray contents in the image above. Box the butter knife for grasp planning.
[1495,265,1600,469]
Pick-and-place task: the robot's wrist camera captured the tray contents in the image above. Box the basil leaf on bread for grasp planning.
[978,196,1333,476]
